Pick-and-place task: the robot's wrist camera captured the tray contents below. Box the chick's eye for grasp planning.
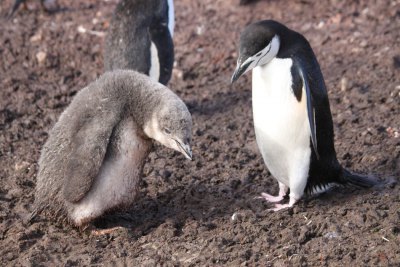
[164,128,171,135]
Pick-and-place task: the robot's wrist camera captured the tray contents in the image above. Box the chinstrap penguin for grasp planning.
[104,0,175,85]
[28,70,192,227]
[231,20,379,211]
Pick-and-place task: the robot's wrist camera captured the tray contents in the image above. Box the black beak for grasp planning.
[231,59,252,83]
[175,140,192,160]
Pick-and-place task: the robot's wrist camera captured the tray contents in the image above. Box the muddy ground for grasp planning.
[0,0,399,266]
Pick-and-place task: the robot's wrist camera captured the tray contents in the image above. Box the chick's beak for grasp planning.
[175,140,192,160]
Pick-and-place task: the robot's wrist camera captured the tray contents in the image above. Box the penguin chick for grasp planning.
[8,0,57,18]
[30,70,192,227]
[231,20,379,211]
[104,0,174,85]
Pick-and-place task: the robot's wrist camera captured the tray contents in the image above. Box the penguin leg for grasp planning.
[270,186,304,211]
[270,162,308,211]
[259,182,288,203]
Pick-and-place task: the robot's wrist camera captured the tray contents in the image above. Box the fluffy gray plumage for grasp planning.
[31,70,192,226]
[104,0,174,85]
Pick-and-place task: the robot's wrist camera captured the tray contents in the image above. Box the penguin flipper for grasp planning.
[63,111,118,203]
[295,63,319,159]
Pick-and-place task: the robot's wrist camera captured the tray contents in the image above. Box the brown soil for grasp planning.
[1,0,399,266]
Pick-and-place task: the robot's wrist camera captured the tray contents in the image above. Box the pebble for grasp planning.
[36,51,47,64]
[231,212,242,222]
[324,231,339,239]
[340,77,348,91]
[30,32,42,42]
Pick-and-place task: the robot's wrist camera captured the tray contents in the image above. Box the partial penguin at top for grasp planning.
[239,0,260,5]
[231,20,380,211]
[7,0,57,18]
[104,0,175,85]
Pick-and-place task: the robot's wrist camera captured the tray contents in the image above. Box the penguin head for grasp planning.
[144,99,193,160]
[231,20,281,83]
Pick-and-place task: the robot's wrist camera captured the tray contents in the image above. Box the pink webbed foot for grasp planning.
[268,196,299,211]
[268,203,293,211]
[258,192,284,203]
[257,182,289,204]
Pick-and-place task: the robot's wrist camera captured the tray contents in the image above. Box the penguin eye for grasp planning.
[255,52,262,57]
[163,128,171,135]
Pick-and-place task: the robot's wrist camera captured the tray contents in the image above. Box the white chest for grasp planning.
[149,41,160,83]
[70,120,150,224]
[167,0,175,37]
[252,58,311,185]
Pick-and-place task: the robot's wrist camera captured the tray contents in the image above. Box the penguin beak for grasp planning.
[231,58,252,83]
[175,140,192,160]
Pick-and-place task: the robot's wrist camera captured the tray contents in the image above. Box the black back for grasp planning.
[104,0,174,85]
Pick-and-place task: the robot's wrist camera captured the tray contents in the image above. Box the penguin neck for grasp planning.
[127,83,167,130]
[98,70,166,130]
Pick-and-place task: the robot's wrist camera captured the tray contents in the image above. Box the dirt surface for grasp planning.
[1,0,399,266]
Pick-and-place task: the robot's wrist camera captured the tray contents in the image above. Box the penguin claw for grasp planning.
[258,192,284,203]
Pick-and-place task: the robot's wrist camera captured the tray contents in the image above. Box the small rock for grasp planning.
[324,231,339,239]
[340,77,347,91]
[36,51,47,65]
[14,161,30,172]
[160,169,172,179]
[30,31,42,42]
[360,40,368,47]
[173,69,183,79]
[231,212,242,222]
[5,252,16,261]
[196,25,205,35]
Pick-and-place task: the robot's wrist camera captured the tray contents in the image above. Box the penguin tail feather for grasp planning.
[339,168,381,188]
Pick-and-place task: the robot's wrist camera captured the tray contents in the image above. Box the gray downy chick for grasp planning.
[104,0,174,85]
[30,70,192,227]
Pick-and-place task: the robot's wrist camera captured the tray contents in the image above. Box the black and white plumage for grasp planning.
[104,0,175,85]
[231,20,378,211]
[30,70,192,226]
